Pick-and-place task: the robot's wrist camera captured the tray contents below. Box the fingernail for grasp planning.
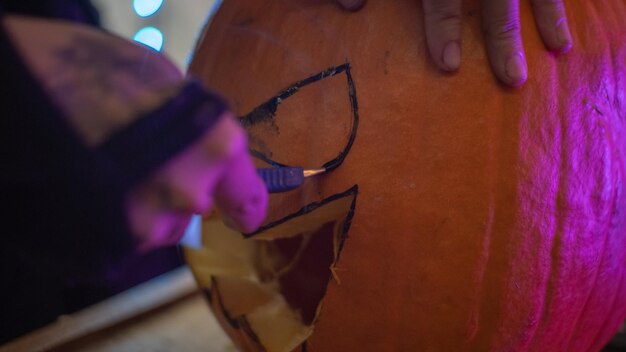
[505,52,527,85]
[442,41,461,71]
[556,20,572,52]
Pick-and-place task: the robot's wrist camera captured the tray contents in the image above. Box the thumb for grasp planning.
[213,132,268,234]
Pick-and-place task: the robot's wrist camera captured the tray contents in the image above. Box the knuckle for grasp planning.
[425,1,462,23]
[436,12,462,27]
[203,114,248,161]
[532,0,567,26]
[223,125,248,161]
[483,18,522,42]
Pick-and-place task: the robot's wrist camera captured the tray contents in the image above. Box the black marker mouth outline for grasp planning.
[240,63,359,172]
[245,185,358,247]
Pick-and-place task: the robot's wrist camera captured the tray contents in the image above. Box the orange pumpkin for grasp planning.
[185,0,626,351]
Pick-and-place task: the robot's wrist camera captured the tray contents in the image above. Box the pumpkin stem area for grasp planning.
[185,189,357,352]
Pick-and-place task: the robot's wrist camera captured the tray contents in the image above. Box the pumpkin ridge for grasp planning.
[586,267,626,352]
[564,185,620,350]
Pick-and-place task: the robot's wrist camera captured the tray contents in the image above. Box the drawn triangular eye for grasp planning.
[240,64,358,172]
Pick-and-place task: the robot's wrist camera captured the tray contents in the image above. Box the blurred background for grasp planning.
[93,0,221,70]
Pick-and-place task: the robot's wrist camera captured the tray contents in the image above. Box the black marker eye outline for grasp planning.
[240,63,359,172]
[239,63,361,240]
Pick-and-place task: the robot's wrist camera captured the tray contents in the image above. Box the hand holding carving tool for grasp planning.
[257,167,326,193]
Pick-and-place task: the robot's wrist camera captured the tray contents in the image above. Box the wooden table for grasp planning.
[3,266,624,351]
[0,267,235,352]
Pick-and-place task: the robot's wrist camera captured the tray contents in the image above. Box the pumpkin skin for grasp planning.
[187,0,626,351]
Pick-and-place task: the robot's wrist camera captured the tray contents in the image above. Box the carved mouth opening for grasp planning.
[185,187,357,352]
[256,221,336,326]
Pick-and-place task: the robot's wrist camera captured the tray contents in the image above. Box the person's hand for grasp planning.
[336,0,572,87]
[126,113,268,252]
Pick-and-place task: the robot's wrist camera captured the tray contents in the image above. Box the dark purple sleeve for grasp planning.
[97,79,229,189]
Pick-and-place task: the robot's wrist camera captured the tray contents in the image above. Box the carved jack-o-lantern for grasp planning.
[184,1,626,351]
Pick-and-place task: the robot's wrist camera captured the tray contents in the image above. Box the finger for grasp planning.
[156,115,238,214]
[215,152,268,234]
[213,123,268,234]
[482,0,527,86]
[125,116,234,250]
[531,0,572,53]
[423,0,463,71]
[335,0,366,11]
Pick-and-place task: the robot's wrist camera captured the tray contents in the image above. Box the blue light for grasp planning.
[133,0,164,17]
[133,27,164,51]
